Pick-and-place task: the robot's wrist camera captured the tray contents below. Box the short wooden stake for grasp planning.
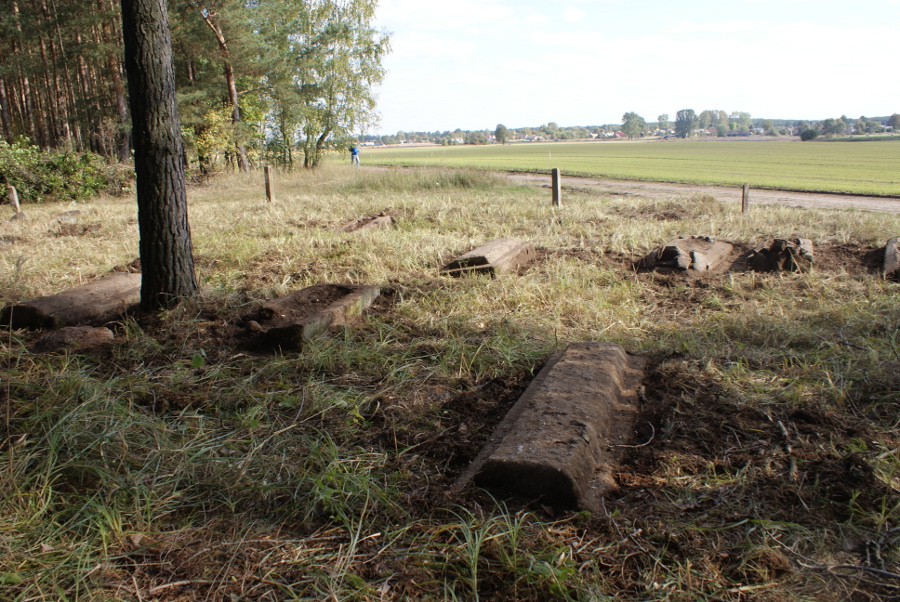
[551,168,561,207]
[264,166,274,203]
[8,184,20,213]
[741,183,750,214]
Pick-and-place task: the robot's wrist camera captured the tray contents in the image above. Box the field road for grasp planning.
[508,172,900,213]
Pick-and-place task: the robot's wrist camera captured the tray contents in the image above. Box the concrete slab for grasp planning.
[1,273,141,330]
[247,284,380,351]
[339,214,395,233]
[641,236,733,273]
[884,238,899,279]
[33,326,115,353]
[747,238,814,273]
[458,342,646,510]
[441,238,536,276]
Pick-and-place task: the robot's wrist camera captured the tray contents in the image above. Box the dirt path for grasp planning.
[507,172,900,213]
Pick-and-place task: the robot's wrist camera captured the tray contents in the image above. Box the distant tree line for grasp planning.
[372,113,898,146]
[0,0,389,171]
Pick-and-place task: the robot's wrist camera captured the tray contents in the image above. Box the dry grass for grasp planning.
[1,164,899,600]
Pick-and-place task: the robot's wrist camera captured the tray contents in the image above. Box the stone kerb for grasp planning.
[1,273,142,330]
[641,236,733,273]
[339,213,395,233]
[458,342,646,510]
[247,284,380,351]
[884,238,900,279]
[747,238,814,273]
[441,238,536,276]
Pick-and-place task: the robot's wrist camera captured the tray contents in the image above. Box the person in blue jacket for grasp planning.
[350,145,360,166]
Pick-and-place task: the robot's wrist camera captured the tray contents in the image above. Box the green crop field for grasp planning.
[362,139,900,197]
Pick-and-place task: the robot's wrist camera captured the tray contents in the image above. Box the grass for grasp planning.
[1,164,899,600]
[359,138,900,197]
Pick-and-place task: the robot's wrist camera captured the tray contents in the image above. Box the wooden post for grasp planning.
[551,168,561,207]
[265,165,274,203]
[741,183,750,214]
[8,184,19,213]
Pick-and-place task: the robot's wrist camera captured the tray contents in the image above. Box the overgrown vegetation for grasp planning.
[0,139,133,203]
[2,166,899,600]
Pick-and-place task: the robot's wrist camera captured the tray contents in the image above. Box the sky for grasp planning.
[371,0,900,134]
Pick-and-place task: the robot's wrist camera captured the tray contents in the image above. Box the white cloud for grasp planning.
[377,0,513,29]
[525,13,550,25]
[373,2,900,133]
[563,6,586,22]
[388,31,478,60]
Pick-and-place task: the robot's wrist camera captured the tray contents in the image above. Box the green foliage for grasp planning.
[621,112,646,139]
[494,123,509,144]
[801,129,820,141]
[675,108,698,138]
[0,139,131,203]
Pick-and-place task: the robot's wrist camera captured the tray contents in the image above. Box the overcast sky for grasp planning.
[371,0,900,134]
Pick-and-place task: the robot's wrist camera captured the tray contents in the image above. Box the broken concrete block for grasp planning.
[53,210,82,225]
[747,238,813,273]
[1,273,141,330]
[33,326,115,353]
[642,236,733,273]
[884,238,900,279]
[458,342,646,510]
[339,213,395,233]
[441,238,536,276]
[246,284,380,351]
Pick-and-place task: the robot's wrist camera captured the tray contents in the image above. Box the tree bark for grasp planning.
[0,78,11,142]
[120,0,198,310]
[100,0,131,160]
[200,9,250,172]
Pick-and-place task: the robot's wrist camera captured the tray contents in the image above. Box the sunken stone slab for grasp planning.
[441,238,536,276]
[642,236,733,273]
[458,342,646,510]
[1,273,141,330]
[339,214,395,233]
[33,326,114,353]
[249,284,380,351]
[747,238,814,273]
[884,238,900,279]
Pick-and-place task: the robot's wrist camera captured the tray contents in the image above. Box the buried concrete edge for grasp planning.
[455,342,646,511]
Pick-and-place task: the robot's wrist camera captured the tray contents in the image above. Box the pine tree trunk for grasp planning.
[0,78,11,142]
[120,0,197,311]
[100,0,130,161]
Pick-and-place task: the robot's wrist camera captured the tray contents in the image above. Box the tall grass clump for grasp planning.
[341,166,511,193]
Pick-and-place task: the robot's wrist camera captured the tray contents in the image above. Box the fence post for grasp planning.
[741,183,750,214]
[265,166,274,204]
[551,168,561,207]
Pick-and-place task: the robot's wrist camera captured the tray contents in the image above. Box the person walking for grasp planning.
[350,145,360,167]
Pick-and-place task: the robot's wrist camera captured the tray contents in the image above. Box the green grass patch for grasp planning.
[360,139,900,197]
[2,166,899,600]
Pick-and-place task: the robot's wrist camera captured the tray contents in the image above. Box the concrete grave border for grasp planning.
[441,238,536,276]
[640,236,734,274]
[249,284,380,351]
[456,342,646,510]
[1,273,141,330]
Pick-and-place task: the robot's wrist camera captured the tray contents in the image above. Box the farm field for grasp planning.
[2,166,900,600]
[362,138,900,197]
